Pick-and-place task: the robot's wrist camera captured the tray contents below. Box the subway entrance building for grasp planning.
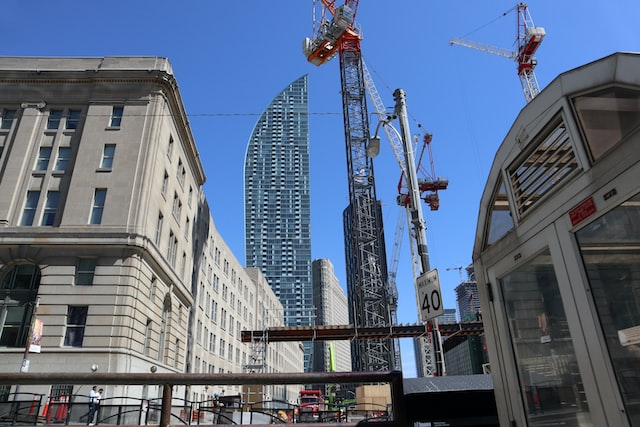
[473,53,640,426]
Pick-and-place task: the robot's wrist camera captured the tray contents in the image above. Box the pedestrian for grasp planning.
[88,386,98,425]
[96,389,104,424]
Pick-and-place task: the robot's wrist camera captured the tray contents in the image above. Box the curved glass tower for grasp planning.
[244,75,313,370]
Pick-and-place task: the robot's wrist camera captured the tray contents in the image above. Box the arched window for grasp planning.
[1,263,41,347]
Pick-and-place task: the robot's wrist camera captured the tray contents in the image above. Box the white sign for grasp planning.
[416,269,444,321]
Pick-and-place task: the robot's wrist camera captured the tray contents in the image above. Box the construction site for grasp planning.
[1,0,639,425]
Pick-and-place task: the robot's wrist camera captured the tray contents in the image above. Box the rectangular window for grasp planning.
[161,171,169,197]
[109,106,123,128]
[66,110,81,130]
[143,319,152,356]
[20,191,40,226]
[167,136,174,158]
[101,144,116,169]
[172,193,182,220]
[54,147,72,171]
[177,160,185,187]
[75,258,96,286]
[167,231,178,266]
[64,306,88,347]
[155,212,164,245]
[576,191,640,420]
[35,147,52,171]
[1,109,16,130]
[47,110,63,130]
[41,191,60,226]
[90,189,107,224]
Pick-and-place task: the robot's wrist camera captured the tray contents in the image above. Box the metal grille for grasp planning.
[509,119,579,215]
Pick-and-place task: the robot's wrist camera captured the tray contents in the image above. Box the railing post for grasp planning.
[390,370,407,426]
[159,384,172,427]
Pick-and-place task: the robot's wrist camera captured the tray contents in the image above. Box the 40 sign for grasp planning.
[416,269,444,321]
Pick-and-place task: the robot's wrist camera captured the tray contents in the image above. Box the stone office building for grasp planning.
[0,56,302,403]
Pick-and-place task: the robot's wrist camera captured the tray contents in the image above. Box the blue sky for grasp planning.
[5,1,638,376]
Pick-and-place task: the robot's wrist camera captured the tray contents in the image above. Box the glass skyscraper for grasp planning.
[244,75,313,370]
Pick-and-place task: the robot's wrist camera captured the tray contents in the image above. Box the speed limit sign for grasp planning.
[416,269,444,321]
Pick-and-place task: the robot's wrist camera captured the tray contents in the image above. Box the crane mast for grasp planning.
[304,0,396,372]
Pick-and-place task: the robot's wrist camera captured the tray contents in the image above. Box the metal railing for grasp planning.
[0,371,406,426]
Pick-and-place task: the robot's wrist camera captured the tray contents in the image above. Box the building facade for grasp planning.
[454,266,481,322]
[311,258,351,374]
[243,75,313,370]
[473,53,640,426]
[0,56,302,403]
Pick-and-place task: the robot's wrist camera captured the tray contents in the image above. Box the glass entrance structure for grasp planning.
[473,53,640,426]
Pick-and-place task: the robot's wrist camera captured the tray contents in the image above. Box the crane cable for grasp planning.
[459,4,517,39]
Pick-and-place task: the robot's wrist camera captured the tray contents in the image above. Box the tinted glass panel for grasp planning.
[576,192,640,425]
[500,250,591,426]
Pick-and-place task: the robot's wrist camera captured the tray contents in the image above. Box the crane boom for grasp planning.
[449,37,516,60]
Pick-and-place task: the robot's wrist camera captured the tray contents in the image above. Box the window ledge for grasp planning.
[105,126,121,131]
[96,168,112,173]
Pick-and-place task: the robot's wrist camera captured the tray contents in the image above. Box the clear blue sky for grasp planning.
[5,0,638,376]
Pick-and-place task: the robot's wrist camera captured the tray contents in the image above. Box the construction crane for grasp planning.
[450,2,545,102]
[368,89,448,376]
[303,0,396,372]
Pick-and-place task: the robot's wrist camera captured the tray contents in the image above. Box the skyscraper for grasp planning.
[244,75,313,370]
[312,259,351,373]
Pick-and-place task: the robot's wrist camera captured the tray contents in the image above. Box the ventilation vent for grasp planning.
[509,119,579,215]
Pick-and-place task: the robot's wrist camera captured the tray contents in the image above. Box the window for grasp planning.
[1,109,16,130]
[177,159,185,187]
[41,191,60,226]
[576,191,640,420]
[47,110,63,130]
[573,86,640,161]
[161,171,169,197]
[75,258,96,286]
[172,193,182,220]
[64,306,88,347]
[149,276,157,300]
[0,264,41,347]
[167,136,174,158]
[54,147,72,171]
[20,191,40,226]
[155,212,164,245]
[158,301,170,362]
[184,218,190,239]
[66,110,81,130]
[167,231,178,266]
[500,250,591,425]
[90,189,107,224]
[35,147,52,171]
[143,319,152,356]
[109,106,123,127]
[100,144,116,169]
[509,118,578,215]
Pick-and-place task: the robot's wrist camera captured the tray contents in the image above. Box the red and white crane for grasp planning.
[450,2,545,102]
[304,0,397,373]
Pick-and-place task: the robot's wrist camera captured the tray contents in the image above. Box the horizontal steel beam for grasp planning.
[241,322,484,342]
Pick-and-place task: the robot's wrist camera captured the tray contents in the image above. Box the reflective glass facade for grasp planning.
[244,75,312,368]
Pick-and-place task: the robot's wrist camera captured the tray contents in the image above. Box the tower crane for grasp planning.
[450,2,545,102]
[303,0,396,372]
